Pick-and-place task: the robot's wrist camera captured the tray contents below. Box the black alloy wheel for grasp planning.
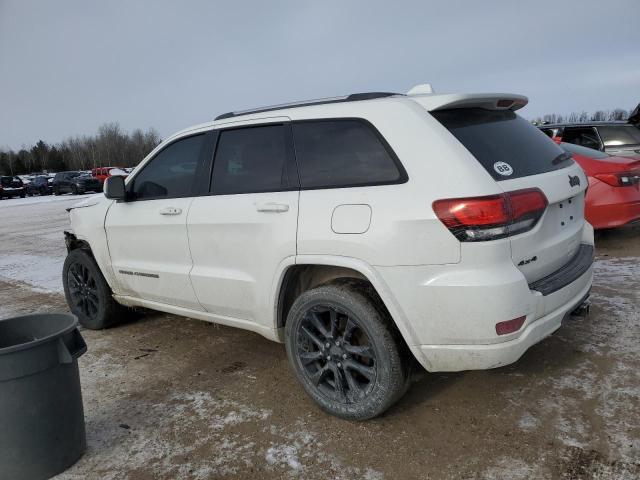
[66,262,100,320]
[285,282,410,420]
[295,305,377,404]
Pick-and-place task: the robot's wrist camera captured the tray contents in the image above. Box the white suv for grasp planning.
[63,86,594,419]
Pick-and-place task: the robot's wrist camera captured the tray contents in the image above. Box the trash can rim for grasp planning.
[0,313,79,355]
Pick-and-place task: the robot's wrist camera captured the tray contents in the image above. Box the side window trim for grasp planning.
[125,131,212,202]
[206,122,300,196]
[591,127,606,151]
[290,117,408,191]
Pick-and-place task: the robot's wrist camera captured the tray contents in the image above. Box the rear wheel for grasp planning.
[285,282,410,420]
[63,249,129,329]
[72,185,79,195]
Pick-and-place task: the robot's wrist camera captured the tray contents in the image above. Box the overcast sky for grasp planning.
[1,0,639,149]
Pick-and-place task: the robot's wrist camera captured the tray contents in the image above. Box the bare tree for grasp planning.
[0,123,163,175]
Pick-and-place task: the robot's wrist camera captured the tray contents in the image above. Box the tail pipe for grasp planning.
[570,292,591,318]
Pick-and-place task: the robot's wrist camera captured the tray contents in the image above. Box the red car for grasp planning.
[559,142,640,229]
[91,167,128,184]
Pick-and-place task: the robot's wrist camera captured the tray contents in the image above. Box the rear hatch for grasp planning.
[431,108,588,284]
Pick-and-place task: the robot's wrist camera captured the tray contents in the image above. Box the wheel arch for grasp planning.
[63,230,120,293]
[273,256,421,350]
[64,231,92,252]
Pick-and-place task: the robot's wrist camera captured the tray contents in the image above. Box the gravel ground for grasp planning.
[0,194,638,479]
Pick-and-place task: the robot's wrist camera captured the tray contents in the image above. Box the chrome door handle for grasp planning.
[159,207,182,216]
[256,203,289,213]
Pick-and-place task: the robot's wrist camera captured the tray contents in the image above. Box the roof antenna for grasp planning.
[407,84,435,95]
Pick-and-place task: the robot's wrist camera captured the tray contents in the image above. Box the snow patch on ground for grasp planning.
[517,412,540,432]
[0,193,98,209]
[263,422,384,479]
[56,383,383,480]
[0,253,64,293]
[482,456,545,479]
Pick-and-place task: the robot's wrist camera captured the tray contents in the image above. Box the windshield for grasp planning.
[432,108,571,180]
[560,142,610,159]
[598,125,640,147]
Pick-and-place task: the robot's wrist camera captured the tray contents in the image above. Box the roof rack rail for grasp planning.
[215,91,400,121]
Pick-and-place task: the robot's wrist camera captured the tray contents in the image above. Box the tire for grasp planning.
[72,185,78,195]
[53,187,60,195]
[62,248,128,329]
[284,281,411,420]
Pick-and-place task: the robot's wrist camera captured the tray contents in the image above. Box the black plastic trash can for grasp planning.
[0,313,87,480]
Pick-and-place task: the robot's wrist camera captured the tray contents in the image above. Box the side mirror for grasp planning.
[104,175,126,200]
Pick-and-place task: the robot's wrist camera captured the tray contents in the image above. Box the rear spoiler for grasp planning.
[410,93,528,112]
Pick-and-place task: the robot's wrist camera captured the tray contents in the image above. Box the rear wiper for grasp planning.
[552,152,572,165]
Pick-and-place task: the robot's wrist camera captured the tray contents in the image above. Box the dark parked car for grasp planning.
[52,171,102,195]
[539,121,640,158]
[0,176,26,199]
[26,175,52,196]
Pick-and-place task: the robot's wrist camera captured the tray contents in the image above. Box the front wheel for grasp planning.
[63,249,129,329]
[285,282,411,420]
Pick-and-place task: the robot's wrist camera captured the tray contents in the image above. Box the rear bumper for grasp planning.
[375,228,594,372]
[586,179,640,229]
[416,268,592,371]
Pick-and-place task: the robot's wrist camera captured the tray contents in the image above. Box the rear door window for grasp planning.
[432,109,571,180]
[210,124,294,195]
[561,127,603,151]
[292,119,406,189]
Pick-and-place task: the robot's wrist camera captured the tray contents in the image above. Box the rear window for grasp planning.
[432,109,571,180]
[597,125,640,147]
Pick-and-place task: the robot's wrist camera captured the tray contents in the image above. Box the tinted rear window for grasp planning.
[292,120,405,189]
[432,109,571,180]
[211,124,291,195]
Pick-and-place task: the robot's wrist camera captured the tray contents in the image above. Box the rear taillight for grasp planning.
[433,188,548,242]
[594,170,640,187]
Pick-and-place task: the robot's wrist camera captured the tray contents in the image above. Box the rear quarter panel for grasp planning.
[294,99,504,267]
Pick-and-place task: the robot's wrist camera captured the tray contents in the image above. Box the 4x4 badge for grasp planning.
[568,175,581,187]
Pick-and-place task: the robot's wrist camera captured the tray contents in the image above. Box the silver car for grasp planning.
[540,121,640,158]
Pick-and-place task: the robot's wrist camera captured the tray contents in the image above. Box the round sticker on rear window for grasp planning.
[493,161,514,176]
